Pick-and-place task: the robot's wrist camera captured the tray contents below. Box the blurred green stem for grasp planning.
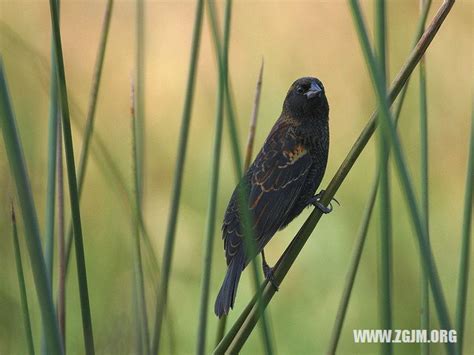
[455,102,474,353]
[374,2,392,354]
[418,1,431,352]
[56,117,66,346]
[196,0,230,352]
[150,0,205,353]
[11,204,36,355]
[135,0,145,203]
[64,0,114,274]
[0,59,63,355]
[48,0,95,352]
[44,0,60,290]
[131,82,150,355]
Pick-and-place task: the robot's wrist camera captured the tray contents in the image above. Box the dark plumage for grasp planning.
[215,77,330,317]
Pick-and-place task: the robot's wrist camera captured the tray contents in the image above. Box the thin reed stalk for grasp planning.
[11,204,36,355]
[418,3,431,354]
[48,0,95,352]
[455,103,474,353]
[196,0,230,352]
[131,82,150,355]
[44,0,59,290]
[64,0,114,274]
[135,0,145,204]
[56,116,66,346]
[243,60,264,170]
[374,3,392,354]
[0,59,63,355]
[150,1,205,352]
[214,1,455,351]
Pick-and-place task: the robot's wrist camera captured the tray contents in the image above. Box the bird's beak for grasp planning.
[305,82,322,99]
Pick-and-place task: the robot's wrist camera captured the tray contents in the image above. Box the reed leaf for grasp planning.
[0,59,63,355]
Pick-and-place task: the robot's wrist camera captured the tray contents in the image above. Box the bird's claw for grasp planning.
[310,190,340,214]
[263,263,279,291]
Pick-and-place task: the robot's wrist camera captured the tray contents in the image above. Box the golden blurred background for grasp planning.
[0,0,472,354]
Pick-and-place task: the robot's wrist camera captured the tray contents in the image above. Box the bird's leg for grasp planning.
[308,189,340,214]
[261,250,279,291]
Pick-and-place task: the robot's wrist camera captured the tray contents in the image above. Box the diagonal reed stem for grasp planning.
[48,0,95,352]
[150,1,205,352]
[214,1,455,352]
[64,0,114,274]
[0,59,63,355]
[11,204,36,355]
[455,102,474,353]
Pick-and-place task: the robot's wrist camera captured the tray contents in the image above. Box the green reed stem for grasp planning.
[44,0,60,291]
[11,204,36,355]
[135,0,146,204]
[0,59,63,355]
[196,0,230,353]
[419,2,431,353]
[455,102,474,353]
[64,0,114,274]
[131,82,150,355]
[374,2,392,354]
[48,0,95,352]
[150,1,205,353]
[56,118,66,346]
[243,59,264,170]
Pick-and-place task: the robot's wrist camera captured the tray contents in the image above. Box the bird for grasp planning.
[214,77,331,318]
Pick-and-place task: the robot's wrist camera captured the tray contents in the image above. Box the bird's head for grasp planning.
[283,77,329,121]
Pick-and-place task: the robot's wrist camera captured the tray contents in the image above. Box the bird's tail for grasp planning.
[214,252,245,318]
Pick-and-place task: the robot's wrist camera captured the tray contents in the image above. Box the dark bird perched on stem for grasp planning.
[215,77,331,318]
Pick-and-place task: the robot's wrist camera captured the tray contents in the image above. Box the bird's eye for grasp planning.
[296,86,305,94]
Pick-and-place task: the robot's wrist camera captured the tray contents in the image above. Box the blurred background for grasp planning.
[0,1,472,354]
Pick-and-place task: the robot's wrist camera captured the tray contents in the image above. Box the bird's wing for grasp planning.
[223,122,312,264]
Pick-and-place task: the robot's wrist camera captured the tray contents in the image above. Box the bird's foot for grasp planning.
[262,262,279,291]
[308,190,340,214]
